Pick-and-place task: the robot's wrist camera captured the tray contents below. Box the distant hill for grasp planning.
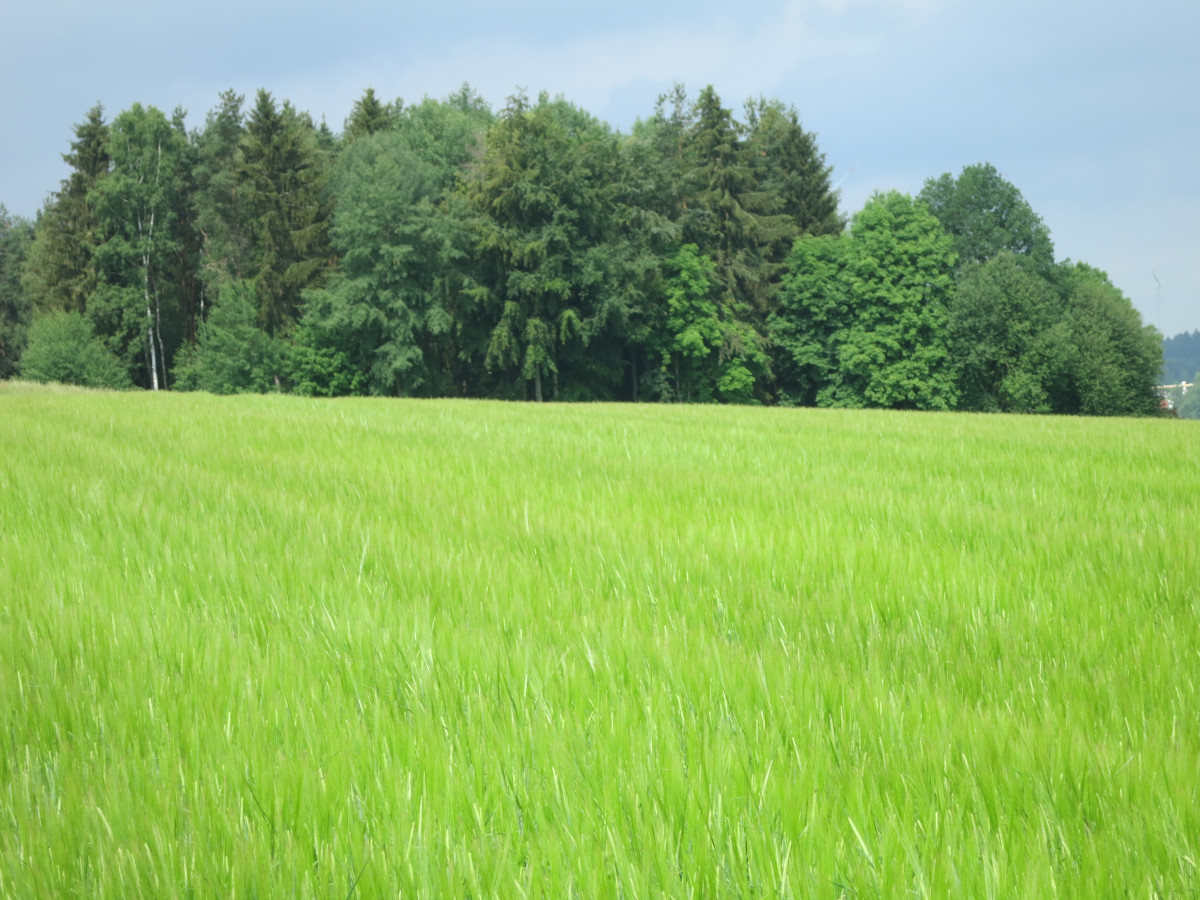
[1162,330,1200,383]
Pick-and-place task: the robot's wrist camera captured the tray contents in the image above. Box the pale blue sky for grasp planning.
[3,0,1197,336]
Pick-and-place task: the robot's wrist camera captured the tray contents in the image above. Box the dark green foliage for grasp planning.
[947,255,1164,417]
[772,191,958,410]
[297,94,491,397]
[1049,262,1163,416]
[20,311,131,389]
[344,88,400,142]
[23,105,110,315]
[14,86,1169,413]
[919,163,1054,273]
[173,281,283,394]
[88,103,188,389]
[743,97,844,241]
[191,90,250,294]
[466,92,632,401]
[299,133,449,396]
[0,206,34,377]
[681,86,795,315]
[950,252,1064,412]
[237,90,331,337]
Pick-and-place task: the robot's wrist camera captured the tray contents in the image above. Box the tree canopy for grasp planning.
[2,84,1170,417]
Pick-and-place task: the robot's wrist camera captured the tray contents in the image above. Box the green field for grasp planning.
[1,382,1198,898]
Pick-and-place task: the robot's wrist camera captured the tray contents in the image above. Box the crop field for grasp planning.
[1,381,1198,898]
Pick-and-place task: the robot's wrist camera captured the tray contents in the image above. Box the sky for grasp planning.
[3,0,1198,338]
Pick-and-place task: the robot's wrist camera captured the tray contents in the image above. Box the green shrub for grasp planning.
[19,311,131,389]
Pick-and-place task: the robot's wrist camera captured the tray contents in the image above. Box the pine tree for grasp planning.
[24,105,110,314]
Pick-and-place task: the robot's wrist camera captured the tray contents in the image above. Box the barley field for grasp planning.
[1,382,1197,898]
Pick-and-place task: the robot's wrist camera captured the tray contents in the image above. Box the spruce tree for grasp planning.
[24,105,110,314]
[0,206,34,377]
[237,89,331,337]
[344,87,399,142]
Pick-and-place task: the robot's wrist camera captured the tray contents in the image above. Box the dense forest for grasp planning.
[0,84,1173,415]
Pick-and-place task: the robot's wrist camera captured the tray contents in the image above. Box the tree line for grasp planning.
[0,84,1168,415]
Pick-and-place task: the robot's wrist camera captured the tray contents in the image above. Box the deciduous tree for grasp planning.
[919,163,1054,273]
[88,103,187,389]
[773,191,958,409]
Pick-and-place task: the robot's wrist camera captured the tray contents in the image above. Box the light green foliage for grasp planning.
[1,386,1197,897]
[652,243,767,403]
[17,311,131,388]
[773,191,958,409]
[920,162,1055,272]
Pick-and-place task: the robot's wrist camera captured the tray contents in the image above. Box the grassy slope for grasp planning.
[1,382,1198,898]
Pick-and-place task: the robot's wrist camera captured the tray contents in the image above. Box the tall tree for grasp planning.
[1050,262,1163,416]
[297,131,453,396]
[0,205,35,377]
[295,91,493,397]
[344,87,399,142]
[919,163,1054,273]
[743,97,844,242]
[682,86,794,315]
[949,252,1064,412]
[191,90,250,301]
[88,103,187,389]
[772,191,958,410]
[644,242,768,403]
[465,92,624,401]
[23,105,110,314]
[237,89,331,337]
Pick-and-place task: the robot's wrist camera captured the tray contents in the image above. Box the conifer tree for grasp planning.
[344,87,399,142]
[682,86,794,315]
[192,90,249,295]
[0,205,34,377]
[237,89,331,337]
[23,105,110,314]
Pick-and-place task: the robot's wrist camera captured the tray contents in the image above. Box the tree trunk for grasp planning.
[533,369,543,403]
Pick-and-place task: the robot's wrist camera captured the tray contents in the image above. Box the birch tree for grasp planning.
[89,103,186,389]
